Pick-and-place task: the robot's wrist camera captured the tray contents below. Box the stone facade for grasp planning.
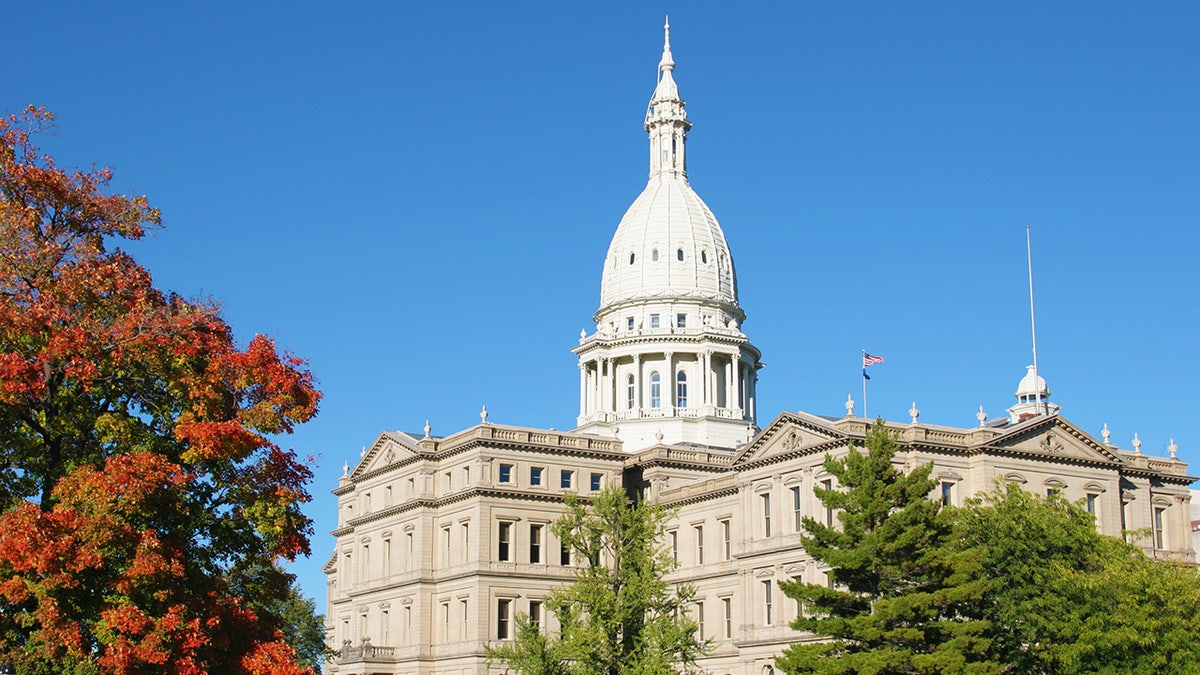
[324,21,1194,675]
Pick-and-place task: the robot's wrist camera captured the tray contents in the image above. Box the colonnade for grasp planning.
[578,349,756,422]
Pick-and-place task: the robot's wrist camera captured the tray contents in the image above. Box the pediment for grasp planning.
[350,431,424,478]
[983,415,1124,465]
[732,412,846,466]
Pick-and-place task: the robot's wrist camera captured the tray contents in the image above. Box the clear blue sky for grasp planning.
[7,2,1198,609]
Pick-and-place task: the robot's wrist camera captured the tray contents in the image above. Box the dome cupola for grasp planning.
[1007,364,1061,422]
[573,20,762,452]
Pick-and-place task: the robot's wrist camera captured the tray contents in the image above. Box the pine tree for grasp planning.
[777,422,998,675]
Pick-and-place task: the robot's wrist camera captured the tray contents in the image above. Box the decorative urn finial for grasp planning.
[908,401,920,424]
[976,405,987,426]
[844,393,855,417]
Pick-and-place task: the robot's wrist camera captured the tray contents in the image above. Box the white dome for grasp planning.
[598,175,738,316]
[1015,364,1050,398]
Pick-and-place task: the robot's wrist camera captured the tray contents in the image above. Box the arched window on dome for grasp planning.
[627,374,636,410]
[650,372,662,409]
[701,250,708,264]
[676,371,688,408]
[651,249,659,262]
[677,248,684,261]
[629,252,636,265]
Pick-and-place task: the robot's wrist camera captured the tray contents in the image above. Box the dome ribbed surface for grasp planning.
[598,175,738,313]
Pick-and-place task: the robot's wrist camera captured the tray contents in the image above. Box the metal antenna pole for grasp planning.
[1027,226,1044,415]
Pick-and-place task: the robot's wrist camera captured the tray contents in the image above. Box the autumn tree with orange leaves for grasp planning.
[0,106,323,674]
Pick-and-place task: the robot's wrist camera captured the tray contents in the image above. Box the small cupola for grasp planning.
[1007,364,1061,422]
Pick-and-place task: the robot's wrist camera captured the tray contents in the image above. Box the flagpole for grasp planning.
[1026,226,1044,415]
[861,348,868,419]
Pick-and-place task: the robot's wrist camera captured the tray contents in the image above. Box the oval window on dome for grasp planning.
[677,248,684,261]
[629,253,635,265]
[701,250,708,264]
[651,249,659,262]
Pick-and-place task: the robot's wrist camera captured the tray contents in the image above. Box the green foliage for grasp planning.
[226,557,331,673]
[487,486,709,675]
[957,484,1200,673]
[778,422,999,675]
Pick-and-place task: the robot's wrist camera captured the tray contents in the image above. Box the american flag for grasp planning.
[862,353,885,367]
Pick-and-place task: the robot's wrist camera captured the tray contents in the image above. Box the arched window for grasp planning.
[651,249,660,262]
[626,374,636,410]
[629,252,635,265]
[676,371,688,408]
[701,250,708,264]
[677,248,684,261]
[650,372,662,408]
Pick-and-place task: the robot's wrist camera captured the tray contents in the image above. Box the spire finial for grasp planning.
[660,16,674,71]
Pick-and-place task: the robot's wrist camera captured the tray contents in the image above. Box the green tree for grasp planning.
[226,557,331,673]
[778,422,998,675]
[487,486,709,675]
[957,484,1200,673]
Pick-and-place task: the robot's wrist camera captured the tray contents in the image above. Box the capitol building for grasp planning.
[324,23,1194,675]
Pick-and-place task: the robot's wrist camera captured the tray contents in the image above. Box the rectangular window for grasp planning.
[382,537,392,573]
[590,472,603,491]
[1154,506,1166,549]
[761,493,772,538]
[498,522,512,562]
[676,313,687,328]
[669,530,679,562]
[763,579,773,625]
[627,316,635,330]
[405,532,413,570]
[941,482,953,507]
[695,601,705,638]
[529,600,542,629]
[560,542,571,566]
[530,467,543,486]
[530,524,543,564]
[793,576,805,618]
[561,470,574,489]
[1086,493,1097,515]
[444,471,452,491]
[385,485,393,506]
[460,599,468,639]
[720,519,731,560]
[694,525,704,565]
[441,601,450,641]
[822,479,834,526]
[499,463,513,483]
[722,597,733,638]
[460,522,470,563]
[791,486,803,532]
[497,599,511,639]
[441,525,451,566]
[650,313,660,328]
[463,466,470,485]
